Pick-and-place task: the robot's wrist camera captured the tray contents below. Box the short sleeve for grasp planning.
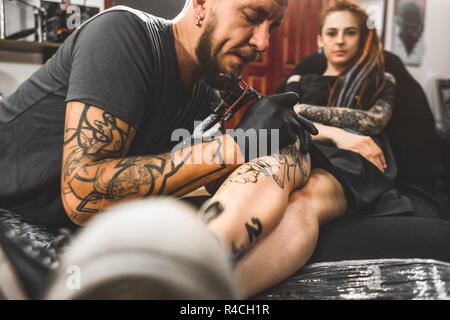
[275,64,303,94]
[376,72,397,107]
[66,11,152,129]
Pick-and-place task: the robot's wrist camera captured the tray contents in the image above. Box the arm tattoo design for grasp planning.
[296,99,392,136]
[62,104,227,223]
[64,106,130,157]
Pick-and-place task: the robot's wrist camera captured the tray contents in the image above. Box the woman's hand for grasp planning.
[311,122,387,172]
[333,130,387,172]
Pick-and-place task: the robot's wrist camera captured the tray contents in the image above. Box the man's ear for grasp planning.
[192,0,208,20]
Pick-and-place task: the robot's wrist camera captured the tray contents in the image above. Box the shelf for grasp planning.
[0,39,60,54]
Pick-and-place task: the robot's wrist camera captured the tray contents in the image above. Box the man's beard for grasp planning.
[195,19,229,89]
[195,18,258,89]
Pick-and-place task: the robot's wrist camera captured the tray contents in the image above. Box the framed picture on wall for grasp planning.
[391,0,427,66]
[435,79,450,142]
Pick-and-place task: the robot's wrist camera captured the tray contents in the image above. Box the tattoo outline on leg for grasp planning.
[199,200,225,224]
[246,217,263,244]
[222,141,309,191]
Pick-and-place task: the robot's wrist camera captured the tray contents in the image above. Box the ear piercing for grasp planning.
[196,15,201,27]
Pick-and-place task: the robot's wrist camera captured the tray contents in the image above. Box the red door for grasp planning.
[104,0,114,9]
[241,0,334,95]
[230,0,333,128]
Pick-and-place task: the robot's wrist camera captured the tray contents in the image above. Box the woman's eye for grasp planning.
[327,32,336,37]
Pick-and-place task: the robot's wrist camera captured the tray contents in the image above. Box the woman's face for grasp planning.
[318,11,361,70]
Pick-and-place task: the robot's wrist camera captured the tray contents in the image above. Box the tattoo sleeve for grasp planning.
[62,103,234,225]
[295,99,393,136]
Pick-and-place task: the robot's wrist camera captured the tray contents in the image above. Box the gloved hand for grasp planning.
[233,92,318,161]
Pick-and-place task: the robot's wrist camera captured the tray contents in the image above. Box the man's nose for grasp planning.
[249,23,270,53]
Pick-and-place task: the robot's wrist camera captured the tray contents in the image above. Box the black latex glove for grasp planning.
[234,92,318,161]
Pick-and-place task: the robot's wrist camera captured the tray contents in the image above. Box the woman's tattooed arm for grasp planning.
[61,102,237,225]
[294,99,393,136]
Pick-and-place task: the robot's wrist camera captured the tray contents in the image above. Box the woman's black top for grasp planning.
[288,74,413,216]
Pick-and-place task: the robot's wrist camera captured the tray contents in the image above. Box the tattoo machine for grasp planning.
[191,73,261,141]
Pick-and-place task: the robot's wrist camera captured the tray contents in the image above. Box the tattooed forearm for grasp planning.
[295,100,392,136]
[62,103,232,225]
[63,145,195,219]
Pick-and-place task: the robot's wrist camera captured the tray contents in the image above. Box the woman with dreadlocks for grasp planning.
[290,0,396,173]
[283,0,403,211]
[198,0,413,298]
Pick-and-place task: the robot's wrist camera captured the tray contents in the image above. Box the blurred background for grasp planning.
[0,0,449,136]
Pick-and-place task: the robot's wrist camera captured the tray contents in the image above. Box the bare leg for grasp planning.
[235,168,347,298]
[202,142,311,265]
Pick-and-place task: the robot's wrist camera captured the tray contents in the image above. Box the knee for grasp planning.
[287,168,347,225]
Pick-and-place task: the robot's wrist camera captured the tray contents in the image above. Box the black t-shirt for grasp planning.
[0,7,218,231]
